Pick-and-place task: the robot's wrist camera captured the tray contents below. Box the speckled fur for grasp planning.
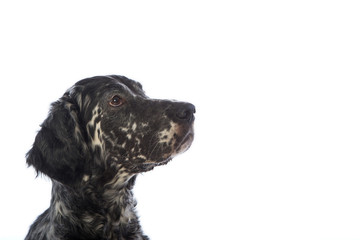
[25,75,195,240]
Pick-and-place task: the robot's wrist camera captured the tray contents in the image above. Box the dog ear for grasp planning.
[26,93,89,186]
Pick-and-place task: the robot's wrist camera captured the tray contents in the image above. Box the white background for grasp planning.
[1,1,360,239]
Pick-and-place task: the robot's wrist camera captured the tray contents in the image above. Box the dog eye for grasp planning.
[109,95,125,107]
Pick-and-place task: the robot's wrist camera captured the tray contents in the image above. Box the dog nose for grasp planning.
[176,103,196,122]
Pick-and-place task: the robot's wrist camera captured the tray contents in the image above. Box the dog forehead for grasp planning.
[107,76,146,98]
[69,75,145,99]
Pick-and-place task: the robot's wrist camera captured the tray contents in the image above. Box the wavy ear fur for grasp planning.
[26,93,88,186]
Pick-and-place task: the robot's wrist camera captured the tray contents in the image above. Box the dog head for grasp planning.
[26,75,195,186]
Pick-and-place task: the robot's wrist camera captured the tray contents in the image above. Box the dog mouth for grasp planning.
[120,125,194,174]
[142,124,194,168]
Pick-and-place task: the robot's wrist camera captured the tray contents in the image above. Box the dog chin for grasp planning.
[138,158,173,172]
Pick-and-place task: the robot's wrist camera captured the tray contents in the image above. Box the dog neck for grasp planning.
[49,172,142,239]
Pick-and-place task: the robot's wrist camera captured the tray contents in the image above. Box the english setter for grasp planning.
[25,75,195,240]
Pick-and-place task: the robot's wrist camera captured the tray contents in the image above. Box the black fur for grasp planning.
[25,75,195,240]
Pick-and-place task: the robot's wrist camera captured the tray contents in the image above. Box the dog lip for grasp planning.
[179,126,194,146]
[177,131,193,150]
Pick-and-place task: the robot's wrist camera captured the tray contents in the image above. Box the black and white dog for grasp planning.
[25,75,195,240]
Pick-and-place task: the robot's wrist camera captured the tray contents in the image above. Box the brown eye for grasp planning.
[109,95,125,107]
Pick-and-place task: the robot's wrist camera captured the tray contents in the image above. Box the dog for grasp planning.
[25,75,195,240]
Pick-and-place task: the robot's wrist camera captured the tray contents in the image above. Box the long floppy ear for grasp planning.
[26,93,89,186]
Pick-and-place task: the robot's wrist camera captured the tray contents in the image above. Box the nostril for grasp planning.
[176,104,195,122]
[177,109,191,120]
